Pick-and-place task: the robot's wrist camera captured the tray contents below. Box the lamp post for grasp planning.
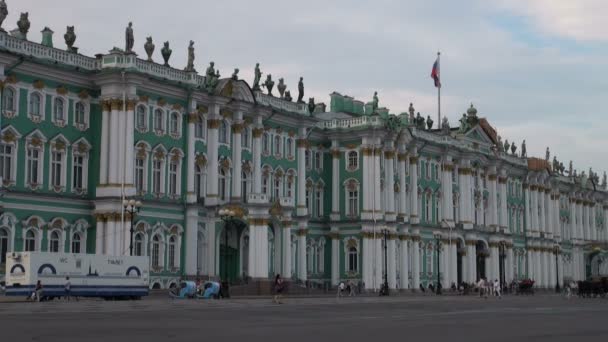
[499,241,506,291]
[380,229,389,296]
[219,208,236,298]
[122,199,142,256]
[434,233,442,295]
[554,246,560,293]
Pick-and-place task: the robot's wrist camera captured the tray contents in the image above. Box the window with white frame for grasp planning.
[71,232,82,253]
[53,97,66,125]
[274,176,281,200]
[50,147,66,190]
[25,229,37,251]
[26,139,44,188]
[219,121,229,144]
[317,239,325,273]
[345,180,360,217]
[134,232,144,256]
[152,154,165,195]
[2,87,17,115]
[195,162,206,199]
[151,234,162,268]
[306,188,312,214]
[286,138,293,158]
[347,151,358,170]
[262,173,269,195]
[315,187,323,217]
[135,157,145,194]
[262,133,270,155]
[348,245,358,272]
[169,159,179,197]
[241,171,250,201]
[168,235,176,268]
[74,101,88,129]
[219,168,228,202]
[305,150,311,169]
[286,174,294,200]
[195,114,205,139]
[169,112,180,136]
[49,230,61,253]
[315,151,322,170]
[0,137,17,185]
[0,228,9,264]
[29,92,43,120]
[136,105,147,131]
[154,109,165,133]
[274,135,281,157]
[241,127,250,148]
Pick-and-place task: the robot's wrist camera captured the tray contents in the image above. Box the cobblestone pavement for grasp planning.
[0,294,607,341]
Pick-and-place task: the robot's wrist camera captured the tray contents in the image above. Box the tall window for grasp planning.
[286,179,294,199]
[315,189,323,217]
[72,154,84,190]
[219,169,227,201]
[169,160,178,196]
[71,233,81,253]
[170,112,179,135]
[241,127,249,148]
[152,159,162,194]
[136,106,147,131]
[29,93,42,117]
[168,236,176,268]
[286,138,292,157]
[274,135,281,156]
[0,228,8,264]
[25,230,36,251]
[263,133,270,154]
[154,109,164,132]
[0,143,14,184]
[315,152,322,170]
[348,151,358,170]
[53,98,65,122]
[274,177,281,200]
[348,190,359,216]
[49,231,60,253]
[27,147,41,185]
[241,171,249,201]
[75,102,86,125]
[348,246,358,272]
[3,87,15,112]
[134,233,144,256]
[195,164,204,199]
[135,157,145,193]
[195,115,205,139]
[305,150,311,169]
[219,121,228,144]
[51,151,63,188]
[152,235,161,268]
[262,174,269,195]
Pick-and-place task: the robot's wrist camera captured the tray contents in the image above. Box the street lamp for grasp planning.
[380,229,390,296]
[123,199,142,256]
[554,246,560,293]
[434,233,442,295]
[499,241,506,291]
[219,208,236,299]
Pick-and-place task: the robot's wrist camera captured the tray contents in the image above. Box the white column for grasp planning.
[604,204,608,242]
[499,173,508,232]
[524,185,531,234]
[535,249,541,286]
[399,234,409,289]
[108,100,120,184]
[362,146,371,216]
[442,160,454,223]
[330,231,339,286]
[398,153,408,221]
[99,102,110,184]
[362,233,372,289]
[186,105,197,203]
[526,247,534,280]
[450,242,457,286]
[490,244,499,282]
[282,223,292,279]
[410,154,419,224]
[297,227,307,281]
[125,100,135,187]
[412,235,420,289]
[206,220,216,277]
[467,241,476,282]
[184,207,198,276]
[458,165,467,224]
[388,236,397,289]
[252,127,262,194]
[373,147,382,215]
[531,187,539,233]
[248,223,269,279]
[331,143,340,221]
[296,132,307,216]
[591,203,597,241]
[231,118,243,201]
[104,219,115,256]
[385,150,395,220]
[206,107,220,206]
[95,217,105,254]
[489,171,498,230]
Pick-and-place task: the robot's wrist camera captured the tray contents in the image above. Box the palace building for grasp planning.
[1,10,607,291]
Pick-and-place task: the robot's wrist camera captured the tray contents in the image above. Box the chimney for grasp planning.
[41,27,54,47]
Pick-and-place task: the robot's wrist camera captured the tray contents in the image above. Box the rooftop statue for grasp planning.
[144,36,155,62]
[297,77,304,103]
[231,68,239,81]
[161,41,172,66]
[510,142,517,155]
[204,62,219,93]
[308,97,315,114]
[284,90,292,102]
[545,147,550,162]
[568,160,573,176]
[559,162,565,175]
[458,113,469,133]
[0,1,8,32]
[415,112,425,130]
[441,116,450,134]
[552,156,559,173]
[253,63,262,91]
[264,74,275,96]
[496,135,503,152]
[64,26,77,53]
[185,40,195,72]
[426,115,433,130]
[521,140,527,158]
[602,172,607,189]
[372,91,379,113]
[277,78,286,98]
[504,139,510,154]
[408,103,415,122]
[17,12,29,38]
[125,22,134,53]
[573,169,577,178]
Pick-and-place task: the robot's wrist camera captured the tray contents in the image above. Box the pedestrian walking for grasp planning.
[477,278,485,298]
[337,281,345,298]
[65,276,71,301]
[494,279,501,298]
[348,280,355,297]
[273,274,284,304]
[34,280,43,302]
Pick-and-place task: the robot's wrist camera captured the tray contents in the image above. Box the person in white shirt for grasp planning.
[477,278,486,298]
[337,282,345,298]
[494,279,501,298]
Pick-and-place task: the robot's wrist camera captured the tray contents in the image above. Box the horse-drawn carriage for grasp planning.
[577,278,608,298]
[515,279,535,295]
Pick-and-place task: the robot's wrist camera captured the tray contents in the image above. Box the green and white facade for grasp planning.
[1,24,608,291]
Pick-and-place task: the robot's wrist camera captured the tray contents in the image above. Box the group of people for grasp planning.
[336,280,357,298]
[476,278,502,298]
[28,277,77,302]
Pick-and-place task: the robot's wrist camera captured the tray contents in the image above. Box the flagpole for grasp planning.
[437,51,441,127]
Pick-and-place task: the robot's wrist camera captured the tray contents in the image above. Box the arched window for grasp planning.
[152,235,161,268]
[154,109,164,132]
[1,139,15,184]
[286,138,293,158]
[219,168,227,201]
[241,128,249,148]
[25,230,36,251]
[274,135,281,156]
[262,173,269,195]
[305,150,311,169]
[274,177,281,200]
[0,228,8,264]
[170,112,179,135]
[314,151,322,169]
[168,236,176,268]
[75,102,86,125]
[195,164,203,199]
[71,233,81,253]
[3,87,15,112]
[262,133,270,154]
[348,246,358,272]
[219,121,228,144]
[134,233,144,256]
[29,93,42,117]
[241,171,249,201]
[53,98,65,122]
[195,115,205,139]
[136,105,147,130]
[169,159,179,196]
[306,242,314,274]
[49,231,60,253]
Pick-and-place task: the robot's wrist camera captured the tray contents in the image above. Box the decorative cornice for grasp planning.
[361,147,373,156]
[296,139,308,148]
[252,128,264,138]
[409,156,419,164]
[397,153,408,162]
[231,123,244,133]
[207,119,221,129]
[384,150,395,159]
[110,99,123,111]
[331,149,341,158]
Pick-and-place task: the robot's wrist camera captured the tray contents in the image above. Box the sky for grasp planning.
[8,0,608,174]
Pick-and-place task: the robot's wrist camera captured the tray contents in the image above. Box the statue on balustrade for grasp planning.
[426,115,433,130]
[264,74,275,96]
[277,78,286,98]
[205,61,215,79]
[408,103,415,122]
[372,92,379,113]
[0,1,8,32]
[545,147,550,161]
[125,22,134,53]
[568,160,573,176]
[253,63,262,91]
[308,97,315,114]
[504,139,510,154]
[521,140,527,158]
[559,162,565,175]
[204,62,219,93]
[297,77,304,103]
[496,135,503,152]
[161,41,172,66]
[458,113,469,133]
[552,156,559,173]
[284,90,292,102]
[510,142,517,155]
[64,26,77,53]
[602,172,607,189]
[415,112,425,130]
[441,116,450,134]
[185,40,196,72]
[144,37,155,62]
[17,12,30,38]
[231,68,239,80]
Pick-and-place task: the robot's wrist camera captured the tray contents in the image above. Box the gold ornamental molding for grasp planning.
[197,104,208,114]
[5,74,17,84]
[126,100,137,111]
[442,164,454,171]
[399,235,410,241]
[220,108,233,118]
[288,130,296,137]
[410,235,422,242]
[187,113,199,123]
[530,185,538,191]
[2,131,16,143]
[409,156,419,164]
[345,143,358,149]
[384,150,395,159]
[252,128,264,138]
[102,100,112,112]
[397,153,408,162]
[465,240,477,246]
[139,95,149,103]
[248,218,269,226]
[361,147,373,156]
[488,174,497,181]
[231,123,244,133]
[373,147,383,155]
[110,99,123,111]
[296,139,308,148]
[498,177,508,184]
[33,79,45,90]
[207,119,221,129]
[327,232,340,240]
[78,89,89,99]
[458,168,472,175]
[172,103,183,111]
[331,149,341,158]
[522,183,529,189]
[157,98,167,106]
[56,85,68,95]
[544,188,551,194]
[281,220,293,227]
[296,228,308,236]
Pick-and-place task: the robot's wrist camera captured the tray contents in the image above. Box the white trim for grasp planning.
[51,95,68,127]
[27,90,46,123]
[2,85,20,118]
[73,100,90,131]
[135,104,149,133]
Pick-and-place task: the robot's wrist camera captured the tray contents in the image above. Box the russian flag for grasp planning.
[431,57,440,88]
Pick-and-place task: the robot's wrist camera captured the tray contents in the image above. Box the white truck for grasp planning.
[4,252,149,300]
